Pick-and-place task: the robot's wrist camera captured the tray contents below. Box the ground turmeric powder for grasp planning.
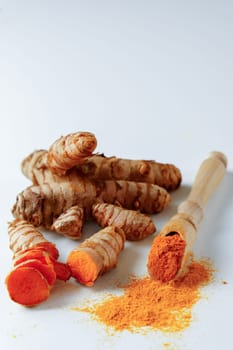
[74,259,213,333]
[147,233,186,282]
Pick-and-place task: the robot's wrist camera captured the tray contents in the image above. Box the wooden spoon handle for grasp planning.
[178,151,227,227]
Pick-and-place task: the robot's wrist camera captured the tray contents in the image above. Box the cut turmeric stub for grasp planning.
[92,203,156,241]
[47,131,97,175]
[147,234,186,282]
[67,250,99,286]
[67,226,126,286]
[6,267,50,306]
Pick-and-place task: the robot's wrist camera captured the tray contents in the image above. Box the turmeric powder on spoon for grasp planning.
[147,233,186,282]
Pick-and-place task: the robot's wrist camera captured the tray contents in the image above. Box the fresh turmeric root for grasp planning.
[75,154,182,191]
[47,131,97,175]
[92,203,156,241]
[12,178,170,231]
[17,136,175,240]
[22,149,181,191]
[51,205,84,239]
[6,219,71,306]
[67,226,125,286]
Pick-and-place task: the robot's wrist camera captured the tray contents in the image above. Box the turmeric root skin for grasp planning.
[67,226,125,286]
[12,179,170,229]
[51,205,84,239]
[92,203,156,241]
[8,219,59,259]
[76,155,182,191]
[47,132,97,175]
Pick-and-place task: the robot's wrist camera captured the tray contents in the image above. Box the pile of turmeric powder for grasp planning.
[73,259,214,333]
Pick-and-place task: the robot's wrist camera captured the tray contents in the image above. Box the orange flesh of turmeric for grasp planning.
[14,249,51,266]
[67,251,98,286]
[34,243,59,259]
[52,259,72,281]
[14,249,71,282]
[6,267,50,306]
[13,259,56,286]
[147,234,186,282]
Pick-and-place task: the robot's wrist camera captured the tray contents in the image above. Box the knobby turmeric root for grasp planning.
[92,203,156,241]
[47,131,97,175]
[67,226,125,286]
[76,154,182,191]
[6,219,71,306]
[12,179,170,231]
[51,205,84,239]
[22,149,181,192]
[6,130,183,305]
[17,148,170,239]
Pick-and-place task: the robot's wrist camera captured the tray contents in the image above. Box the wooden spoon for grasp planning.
[150,151,227,280]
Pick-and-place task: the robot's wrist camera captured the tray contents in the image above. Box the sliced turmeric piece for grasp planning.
[67,226,125,286]
[51,259,72,281]
[14,249,52,266]
[13,258,56,286]
[47,131,97,175]
[8,219,59,259]
[6,267,50,306]
[92,203,156,241]
[76,154,182,191]
[6,219,70,306]
[51,205,84,239]
[14,249,71,282]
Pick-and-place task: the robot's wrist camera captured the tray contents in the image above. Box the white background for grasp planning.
[0,1,232,349]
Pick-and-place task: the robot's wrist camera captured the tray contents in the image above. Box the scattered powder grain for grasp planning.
[73,259,214,333]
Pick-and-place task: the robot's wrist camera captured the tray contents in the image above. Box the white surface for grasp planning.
[0,1,233,349]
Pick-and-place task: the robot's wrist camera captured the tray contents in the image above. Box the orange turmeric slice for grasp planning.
[14,259,56,286]
[6,267,50,306]
[52,259,72,281]
[14,249,71,282]
[13,249,51,266]
[34,242,59,259]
